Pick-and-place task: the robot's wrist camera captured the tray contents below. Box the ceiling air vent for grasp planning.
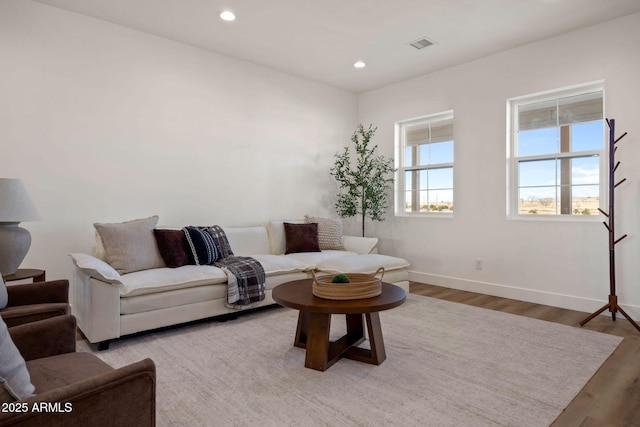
[409,37,435,50]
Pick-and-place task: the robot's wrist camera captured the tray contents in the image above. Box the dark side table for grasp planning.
[3,269,46,284]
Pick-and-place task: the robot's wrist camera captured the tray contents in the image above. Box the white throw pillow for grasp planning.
[92,230,107,261]
[0,316,35,400]
[0,277,7,309]
[222,226,271,255]
[341,235,378,255]
[267,220,304,255]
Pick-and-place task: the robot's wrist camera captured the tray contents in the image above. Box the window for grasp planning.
[508,83,604,218]
[396,111,454,215]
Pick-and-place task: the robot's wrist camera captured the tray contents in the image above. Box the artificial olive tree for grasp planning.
[330,124,395,237]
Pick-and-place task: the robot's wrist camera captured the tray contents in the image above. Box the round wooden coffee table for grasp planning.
[272,279,406,371]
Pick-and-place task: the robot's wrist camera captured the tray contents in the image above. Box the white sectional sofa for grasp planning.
[69,217,410,349]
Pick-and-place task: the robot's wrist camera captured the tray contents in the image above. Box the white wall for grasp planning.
[0,0,357,281]
[357,13,640,318]
[3,1,639,320]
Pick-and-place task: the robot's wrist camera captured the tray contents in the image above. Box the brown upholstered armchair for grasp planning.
[0,279,70,328]
[0,315,156,427]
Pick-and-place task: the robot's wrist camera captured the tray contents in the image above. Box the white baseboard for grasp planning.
[409,271,640,321]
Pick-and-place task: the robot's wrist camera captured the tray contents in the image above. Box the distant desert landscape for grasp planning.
[518,197,600,215]
[405,197,600,215]
[405,203,454,212]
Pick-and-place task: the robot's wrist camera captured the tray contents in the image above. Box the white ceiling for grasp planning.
[34,0,640,94]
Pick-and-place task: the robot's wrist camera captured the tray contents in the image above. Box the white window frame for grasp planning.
[507,81,606,221]
[395,111,454,218]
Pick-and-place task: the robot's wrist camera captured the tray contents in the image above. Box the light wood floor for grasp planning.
[410,282,640,427]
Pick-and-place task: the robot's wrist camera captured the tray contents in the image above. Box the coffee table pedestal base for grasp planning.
[294,311,386,371]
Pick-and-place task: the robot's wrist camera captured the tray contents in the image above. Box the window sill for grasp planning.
[507,213,602,222]
[395,212,453,219]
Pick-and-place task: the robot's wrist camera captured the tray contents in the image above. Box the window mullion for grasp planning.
[560,125,572,214]
[411,145,419,212]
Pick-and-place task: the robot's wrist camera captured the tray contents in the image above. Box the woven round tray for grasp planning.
[311,267,384,300]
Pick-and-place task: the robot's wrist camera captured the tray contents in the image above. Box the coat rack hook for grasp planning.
[614,132,627,144]
[613,161,620,173]
[615,178,627,188]
[614,234,628,245]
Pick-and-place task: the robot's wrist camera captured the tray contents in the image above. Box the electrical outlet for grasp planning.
[475,258,483,270]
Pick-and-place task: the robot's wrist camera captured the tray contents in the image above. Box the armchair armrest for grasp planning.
[0,359,156,427]
[1,280,70,327]
[6,280,69,307]
[8,315,76,361]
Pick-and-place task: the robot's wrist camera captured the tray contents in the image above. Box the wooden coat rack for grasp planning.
[580,118,640,332]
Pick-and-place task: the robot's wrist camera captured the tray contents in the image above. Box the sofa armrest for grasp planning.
[0,358,156,427]
[8,315,77,361]
[342,235,379,255]
[68,253,123,284]
[6,280,69,307]
[72,271,121,344]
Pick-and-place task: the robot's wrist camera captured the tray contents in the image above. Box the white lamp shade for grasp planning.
[0,179,40,223]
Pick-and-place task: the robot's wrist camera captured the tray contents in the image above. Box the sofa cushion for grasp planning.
[120,285,228,315]
[94,216,166,274]
[315,254,410,274]
[284,250,357,269]
[341,235,378,255]
[119,265,228,297]
[284,222,320,254]
[251,254,309,275]
[26,352,113,393]
[304,215,344,250]
[92,230,107,260]
[154,229,191,268]
[267,220,304,255]
[68,253,123,284]
[222,226,271,256]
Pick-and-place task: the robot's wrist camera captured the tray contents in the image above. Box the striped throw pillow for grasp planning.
[183,226,220,265]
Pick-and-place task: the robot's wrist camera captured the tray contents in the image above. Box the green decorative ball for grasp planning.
[331,274,350,284]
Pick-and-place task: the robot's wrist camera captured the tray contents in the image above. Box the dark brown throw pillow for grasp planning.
[153,229,191,268]
[284,222,321,254]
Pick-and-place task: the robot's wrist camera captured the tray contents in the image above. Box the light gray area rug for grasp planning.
[79,294,622,426]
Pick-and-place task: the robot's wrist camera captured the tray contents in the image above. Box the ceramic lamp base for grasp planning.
[0,223,31,276]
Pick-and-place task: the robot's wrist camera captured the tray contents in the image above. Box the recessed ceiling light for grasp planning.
[354,61,366,69]
[220,10,236,21]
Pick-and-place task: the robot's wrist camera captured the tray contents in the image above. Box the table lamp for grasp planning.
[0,179,41,276]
